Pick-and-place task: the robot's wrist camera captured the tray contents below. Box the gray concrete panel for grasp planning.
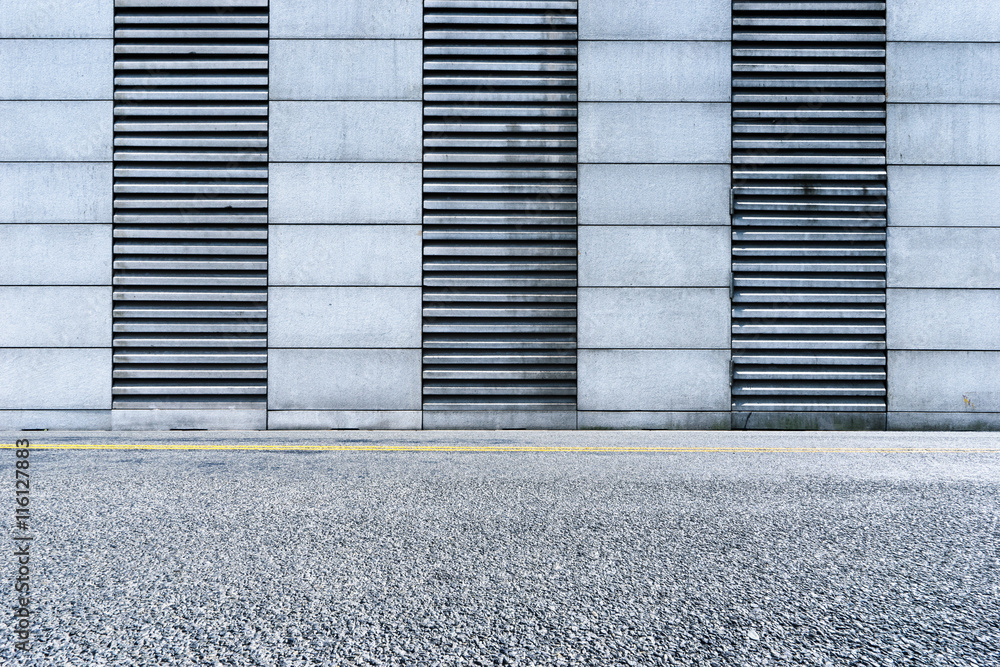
[0,287,110,346]
[888,166,1000,226]
[578,411,731,430]
[269,163,421,224]
[579,226,730,287]
[0,348,110,409]
[270,102,422,162]
[0,39,112,100]
[112,410,266,431]
[580,103,731,164]
[270,0,422,38]
[579,41,730,102]
[269,225,422,286]
[0,410,110,430]
[889,350,1000,413]
[578,288,730,349]
[888,227,1000,288]
[579,164,730,225]
[0,101,112,161]
[888,0,1000,42]
[889,43,1000,104]
[422,411,577,430]
[269,287,421,348]
[268,410,422,429]
[579,0,730,41]
[270,40,421,101]
[888,411,1000,431]
[0,0,112,38]
[268,349,421,410]
[888,289,1000,351]
[578,349,731,411]
[0,163,111,223]
[0,225,111,284]
[888,104,1000,165]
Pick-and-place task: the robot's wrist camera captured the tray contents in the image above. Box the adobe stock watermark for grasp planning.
[13,439,32,651]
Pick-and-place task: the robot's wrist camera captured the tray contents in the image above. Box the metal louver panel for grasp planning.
[422,0,578,418]
[731,1,887,414]
[112,0,267,410]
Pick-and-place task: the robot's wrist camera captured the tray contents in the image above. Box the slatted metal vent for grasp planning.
[112,0,268,410]
[731,0,887,417]
[421,0,578,422]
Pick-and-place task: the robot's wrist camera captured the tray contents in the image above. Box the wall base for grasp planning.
[268,410,421,429]
[733,411,887,431]
[422,410,577,430]
[112,410,266,430]
[578,411,730,430]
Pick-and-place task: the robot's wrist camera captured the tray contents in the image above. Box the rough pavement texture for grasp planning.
[0,432,997,666]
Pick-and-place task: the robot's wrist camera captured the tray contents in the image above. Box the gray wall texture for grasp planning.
[0,0,997,430]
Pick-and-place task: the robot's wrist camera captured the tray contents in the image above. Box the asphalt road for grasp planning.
[0,431,998,666]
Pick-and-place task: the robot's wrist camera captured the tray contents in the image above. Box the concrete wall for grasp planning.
[576,1,732,429]
[0,0,998,430]
[886,0,1000,430]
[0,1,113,430]
[267,0,423,429]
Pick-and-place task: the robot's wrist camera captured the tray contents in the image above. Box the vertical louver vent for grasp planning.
[421,1,579,419]
[731,1,887,416]
[112,0,268,410]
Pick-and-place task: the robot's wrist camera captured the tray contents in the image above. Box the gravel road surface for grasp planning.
[0,431,997,666]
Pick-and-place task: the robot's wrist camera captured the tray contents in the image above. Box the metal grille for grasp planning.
[731,0,887,415]
[112,0,268,410]
[421,1,578,418]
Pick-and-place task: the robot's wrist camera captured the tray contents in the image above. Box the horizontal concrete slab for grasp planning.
[269,287,421,348]
[269,225,421,286]
[270,40,421,101]
[0,162,111,223]
[579,349,731,412]
[580,41,729,102]
[580,0,730,40]
[0,39,112,100]
[889,42,1000,104]
[0,0,112,38]
[271,0,421,38]
[0,410,111,430]
[888,411,1000,431]
[269,163,421,224]
[579,288,730,349]
[112,410,266,431]
[579,164,730,225]
[888,227,1000,288]
[578,411,730,430]
[269,349,421,410]
[422,411,577,430]
[0,286,110,346]
[888,289,1000,351]
[0,348,110,410]
[888,0,1000,42]
[0,101,112,161]
[579,226,730,287]
[889,350,1000,412]
[580,103,730,164]
[734,412,887,431]
[268,410,422,430]
[889,104,1000,165]
[0,224,111,284]
[888,166,1000,226]
[270,101,421,162]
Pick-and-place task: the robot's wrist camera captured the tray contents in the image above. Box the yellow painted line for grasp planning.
[0,444,997,454]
